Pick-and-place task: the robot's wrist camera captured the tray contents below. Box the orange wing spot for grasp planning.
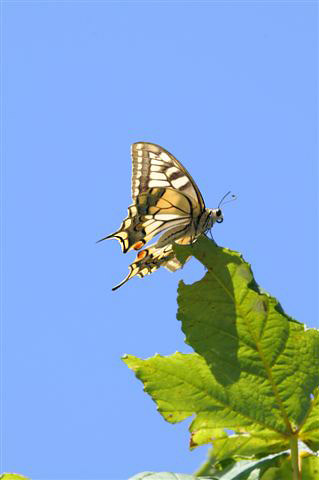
[137,250,148,260]
[133,240,145,250]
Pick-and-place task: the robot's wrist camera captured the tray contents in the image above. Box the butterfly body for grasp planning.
[100,142,224,290]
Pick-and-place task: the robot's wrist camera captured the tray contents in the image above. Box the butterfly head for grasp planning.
[211,208,224,224]
[202,208,223,242]
[207,191,236,228]
[204,208,223,231]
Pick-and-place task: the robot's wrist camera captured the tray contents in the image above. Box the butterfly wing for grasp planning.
[112,243,189,291]
[101,187,195,253]
[99,142,213,289]
[131,142,206,214]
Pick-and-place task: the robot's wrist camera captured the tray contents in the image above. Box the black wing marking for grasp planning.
[131,142,205,215]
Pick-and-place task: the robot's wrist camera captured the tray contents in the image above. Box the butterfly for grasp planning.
[99,142,225,290]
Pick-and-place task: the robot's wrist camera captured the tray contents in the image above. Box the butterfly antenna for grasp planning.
[218,191,237,209]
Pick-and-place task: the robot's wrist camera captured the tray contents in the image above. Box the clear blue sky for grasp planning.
[2,1,317,479]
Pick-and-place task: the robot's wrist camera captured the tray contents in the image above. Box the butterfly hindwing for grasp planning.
[112,244,187,291]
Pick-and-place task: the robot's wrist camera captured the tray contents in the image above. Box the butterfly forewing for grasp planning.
[131,142,205,215]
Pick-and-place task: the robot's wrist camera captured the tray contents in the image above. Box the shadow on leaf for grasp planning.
[175,236,241,386]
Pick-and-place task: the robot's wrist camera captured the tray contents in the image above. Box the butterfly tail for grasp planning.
[96,232,116,244]
[112,267,135,291]
[112,276,130,291]
[97,229,131,253]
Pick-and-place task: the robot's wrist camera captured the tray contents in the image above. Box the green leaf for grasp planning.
[124,353,291,454]
[299,454,319,479]
[128,452,292,480]
[206,452,288,480]
[175,237,319,432]
[299,389,319,451]
[208,431,288,462]
[124,353,263,433]
[0,475,30,480]
[261,452,319,479]
[128,473,208,480]
[197,440,311,477]
[124,238,319,477]
[199,450,319,480]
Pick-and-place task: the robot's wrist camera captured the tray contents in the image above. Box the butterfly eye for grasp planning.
[215,209,223,223]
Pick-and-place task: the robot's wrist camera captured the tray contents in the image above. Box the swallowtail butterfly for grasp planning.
[99,142,224,290]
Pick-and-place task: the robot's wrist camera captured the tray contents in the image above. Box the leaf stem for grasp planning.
[289,435,301,480]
